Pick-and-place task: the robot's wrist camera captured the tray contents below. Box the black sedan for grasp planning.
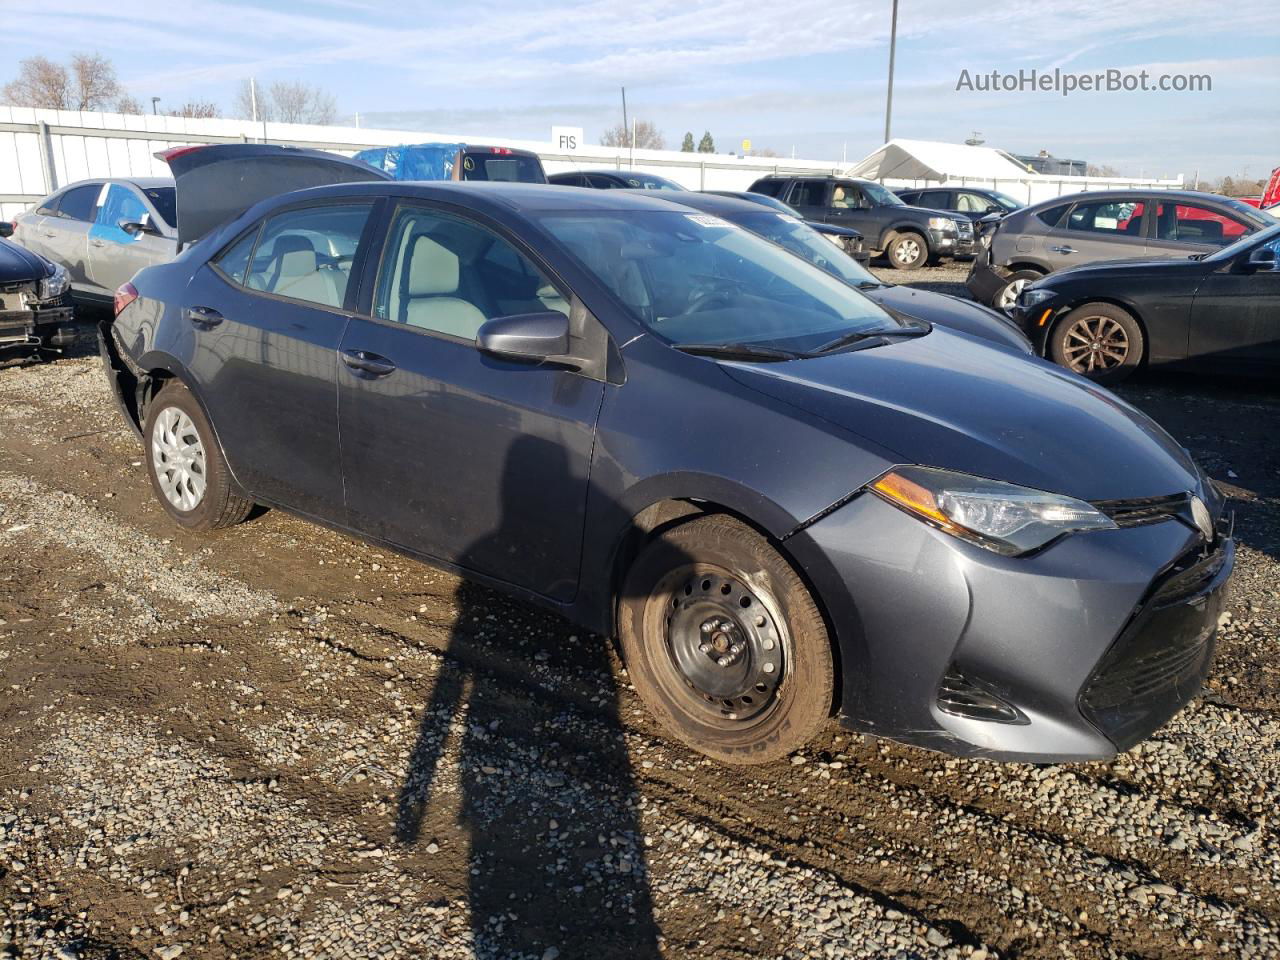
[1011,223,1280,383]
[703,189,869,263]
[0,235,76,358]
[548,169,686,191]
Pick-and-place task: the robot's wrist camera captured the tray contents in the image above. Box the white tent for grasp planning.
[846,138,1032,183]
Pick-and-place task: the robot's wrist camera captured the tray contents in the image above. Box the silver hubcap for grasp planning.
[1063,316,1129,374]
[152,407,207,511]
[895,238,921,264]
[999,278,1029,311]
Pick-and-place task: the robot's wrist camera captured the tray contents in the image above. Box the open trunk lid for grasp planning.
[155,143,391,247]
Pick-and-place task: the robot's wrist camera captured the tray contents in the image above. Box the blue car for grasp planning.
[101,146,1232,765]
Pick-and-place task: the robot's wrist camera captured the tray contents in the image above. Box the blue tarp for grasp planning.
[353,143,466,181]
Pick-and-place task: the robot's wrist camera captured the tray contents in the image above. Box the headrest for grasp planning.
[274,235,317,277]
[406,234,459,296]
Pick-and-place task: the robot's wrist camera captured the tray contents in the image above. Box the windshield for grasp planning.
[859,181,904,206]
[460,151,545,183]
[989,191,1022,211]
[620,173,685,190]
[730,210,878,286]
[144,186,176,228]
[1207,222,1280,262]
[538,210,905,353]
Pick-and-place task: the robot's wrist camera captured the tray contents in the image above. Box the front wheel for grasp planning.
[993,269,1044,312]
[886,231,929,270]
[618,515,834,765]
[1049,303,1144,384]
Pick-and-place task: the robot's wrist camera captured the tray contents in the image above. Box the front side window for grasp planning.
[854,181,904,207]
[588,174,623,189]
[97,185,149,235]
[56,184,102,222]
[374,206,567,340]
[956,192,998,213]
[1065,199,1146,236]
[1154,202,1250,246]
[243,203,372,309]
[538,210,904,354]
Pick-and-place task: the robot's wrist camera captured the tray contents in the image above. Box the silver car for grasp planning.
[967,188,1275,310]
[12,178,177,305]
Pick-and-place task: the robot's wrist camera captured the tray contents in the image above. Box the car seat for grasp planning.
[269,235,343,307]
[401,235,488,338]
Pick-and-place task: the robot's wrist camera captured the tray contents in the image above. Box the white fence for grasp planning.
[1,106,1187,221]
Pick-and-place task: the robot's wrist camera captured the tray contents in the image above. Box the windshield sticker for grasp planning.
[684,214,735,229]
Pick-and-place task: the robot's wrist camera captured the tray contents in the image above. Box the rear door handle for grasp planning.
[1049,245,1077,254]
[184,305,225,329]
[341,349,396,378]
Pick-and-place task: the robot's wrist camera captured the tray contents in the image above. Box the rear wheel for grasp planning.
[618,515,834,765]
[1049,303,1144,384]
[144,381,253,531]
[886,231,929,270]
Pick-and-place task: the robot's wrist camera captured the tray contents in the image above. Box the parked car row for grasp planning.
[86,144,1234,768]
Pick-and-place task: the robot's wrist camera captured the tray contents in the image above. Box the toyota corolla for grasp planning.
[101,146,1233,765]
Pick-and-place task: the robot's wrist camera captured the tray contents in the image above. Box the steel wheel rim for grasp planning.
[1062,315,1130,373]
[895,237,921,264]
[152,407,207,511]
[662,570,785,723]
[999,278,1029,311]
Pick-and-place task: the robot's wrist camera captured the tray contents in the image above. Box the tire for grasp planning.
[992,269,1044,312]
[886,231,929,270]
[618,514,834,765]
[1049,302,1144,385]
[143,380,253,531]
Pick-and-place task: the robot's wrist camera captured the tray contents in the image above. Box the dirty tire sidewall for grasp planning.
[144,381,252,531]
[887,231,928,270]
[619,514,834,765]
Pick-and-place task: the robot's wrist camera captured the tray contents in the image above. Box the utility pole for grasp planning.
[630,117,636,169]
[620,86,629,153]
[884,0,899,146]
[150,97,160,115]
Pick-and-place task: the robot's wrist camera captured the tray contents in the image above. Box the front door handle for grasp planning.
[341,349,397,378]
[1049,245,1077,254]
[184,305,225,329]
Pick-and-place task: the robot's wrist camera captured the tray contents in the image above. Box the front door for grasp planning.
[337,201,604,601]
[1188,235,1280,369]
[180,200,376,519]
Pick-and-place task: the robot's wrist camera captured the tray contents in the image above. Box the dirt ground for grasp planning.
[1,274,1278,959]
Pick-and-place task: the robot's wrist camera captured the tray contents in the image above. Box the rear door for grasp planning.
[180,199,378,519]
[1044,196,1151,270]
[13,193,61,260]
[87,183,175,293]
[337,200,603,599]
[42,182,103,295]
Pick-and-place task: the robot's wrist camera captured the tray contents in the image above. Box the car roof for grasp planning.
[265,179,692,215]
[1025,188,1254,210]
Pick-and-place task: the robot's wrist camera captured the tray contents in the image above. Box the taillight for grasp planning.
[153,145,206,164]
[114,282,139,316]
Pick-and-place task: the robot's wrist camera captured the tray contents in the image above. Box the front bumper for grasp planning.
[792,492,1233,762]
[0,292,77,351]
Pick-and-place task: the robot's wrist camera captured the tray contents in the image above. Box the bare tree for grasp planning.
[115,94,145,115]
[268,81,337,124]
[2,56,71,109]
[169,100,220,119]
[747,147,779,158]
[1086,163,1121,178]
[233,79,270,120]
[69,53,121,110]
[599,120,665,150]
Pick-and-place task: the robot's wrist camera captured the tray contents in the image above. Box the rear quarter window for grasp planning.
[1035,203,1070,227]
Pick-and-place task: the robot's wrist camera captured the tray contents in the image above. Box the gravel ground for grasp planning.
[0,282,1278,959]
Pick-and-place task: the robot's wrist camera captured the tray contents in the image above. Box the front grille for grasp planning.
[957,221,974,240]
[1079,541,1231,750]
[1093,492,1192,527]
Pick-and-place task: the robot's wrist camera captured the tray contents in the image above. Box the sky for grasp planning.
[4,0,1279,180]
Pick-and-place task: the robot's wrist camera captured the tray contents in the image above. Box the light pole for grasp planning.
[883,0,898,146]
[151,97,160,115]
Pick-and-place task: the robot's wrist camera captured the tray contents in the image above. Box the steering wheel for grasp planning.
[686,289,735,314]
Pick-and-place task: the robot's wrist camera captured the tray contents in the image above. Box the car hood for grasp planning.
[867,285,1032,353]
[0,237,49,283]
[722,326,1198,502]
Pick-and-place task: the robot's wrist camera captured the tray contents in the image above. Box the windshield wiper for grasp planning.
[812,323,930,355]
[674,342,803,362]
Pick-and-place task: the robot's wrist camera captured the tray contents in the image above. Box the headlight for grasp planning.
[1018,287,1056,309]
[38,263,69,300]
[927,216,957,232]
[870,466,1117,556]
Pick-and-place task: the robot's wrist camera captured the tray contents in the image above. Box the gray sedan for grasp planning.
[12,177,177,305]
[968,188,1275,310]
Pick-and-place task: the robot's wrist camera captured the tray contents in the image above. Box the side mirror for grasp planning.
[985,205,1003,214]
[476,311,571,362]
[1244,245,1278,272]
[119,219,151,237]
[0,222,12,239]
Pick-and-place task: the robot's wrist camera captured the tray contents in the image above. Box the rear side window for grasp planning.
[243,204,373,309]
[1035,203,1070,227]
[57,184,102,222]
[916,190,952,209]
[788,181,829,207]
[750,179,783,197]
[1065,199,1146,236]
[214,228,260,285]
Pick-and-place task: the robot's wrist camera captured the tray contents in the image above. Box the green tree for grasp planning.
[681,131,695,152]
[697,131,715,153]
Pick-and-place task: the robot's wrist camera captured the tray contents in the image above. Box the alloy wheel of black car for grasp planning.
[1050,303,1144,385]
[887,232,928,270]
[144,381,254,530]
[618,514,833,764]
